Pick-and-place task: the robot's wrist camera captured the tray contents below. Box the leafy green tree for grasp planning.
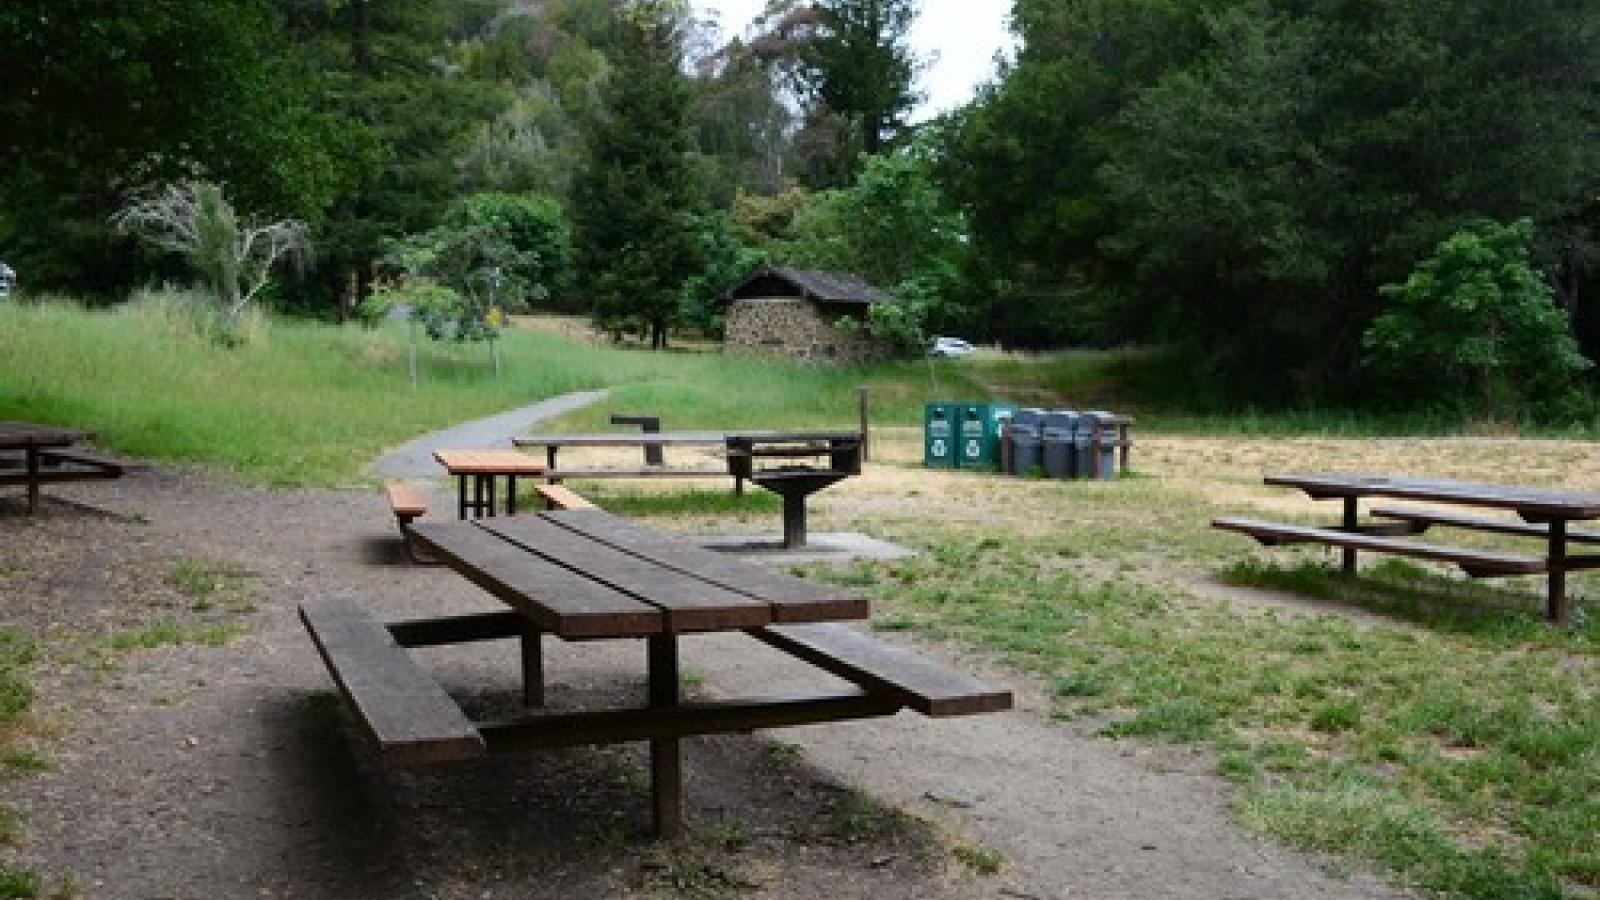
[0,0,362,296]
[1363,219,1591,421]
[445,193,574,309]
[571,0,703,349]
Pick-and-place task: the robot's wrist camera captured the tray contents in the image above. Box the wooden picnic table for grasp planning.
[302,508,1010,837]
[1214,472,1600,624]
[0,421,122,514]
[432,449,545,519]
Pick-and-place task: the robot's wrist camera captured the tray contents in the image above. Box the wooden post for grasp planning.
[1548,519,1568,625]
[521,625,544,707]
[648,634,683,839]
[24,446,39,514]
[1342,496,1359,576]
[858,387,871,463]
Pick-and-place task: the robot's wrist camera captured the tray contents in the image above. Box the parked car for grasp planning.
[0,262,14,300]
[929,336,975,358]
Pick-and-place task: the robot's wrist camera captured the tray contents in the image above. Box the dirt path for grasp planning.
[1,464,1413,899]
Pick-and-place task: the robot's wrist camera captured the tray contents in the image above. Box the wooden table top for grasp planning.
[432,449,546,475]
[512,430,862,448]
[1265,472,1600,519]
[0,421,88,450]
[408,510,868,639]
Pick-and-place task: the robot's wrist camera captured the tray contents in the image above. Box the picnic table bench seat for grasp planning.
[299,599,487,766]
[1369,506,1600,545]
[1212,516,1549,577]
[535,484,597,511]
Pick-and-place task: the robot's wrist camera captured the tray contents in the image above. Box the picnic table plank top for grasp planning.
[408,521,662,638]
[513,430,863,448]
[1265,472,1600,519]
[408,511,867,637]
[547,509,868,623]
[0,421,88,450]
[479,516,772,632]
[432,449,546,475]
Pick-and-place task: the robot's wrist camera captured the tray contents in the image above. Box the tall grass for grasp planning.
[0,297,988,484]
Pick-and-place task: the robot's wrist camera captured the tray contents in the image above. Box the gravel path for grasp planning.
[367,389,609,478]
[0,462,1417,900]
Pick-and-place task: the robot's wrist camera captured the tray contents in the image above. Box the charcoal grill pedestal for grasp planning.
[753,470,852,549]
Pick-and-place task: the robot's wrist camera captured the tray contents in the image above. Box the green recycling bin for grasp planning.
[956,403,1016,470]
[923,402,957,468]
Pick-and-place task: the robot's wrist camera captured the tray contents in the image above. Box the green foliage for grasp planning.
[572,0,703,349]
[444,193,575,309]
[786,0,924,180]
[1363,219,1592,420]
[947,0,1600,398]
[678,212,764,337]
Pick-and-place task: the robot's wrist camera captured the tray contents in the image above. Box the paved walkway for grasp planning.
[366,389,609,479]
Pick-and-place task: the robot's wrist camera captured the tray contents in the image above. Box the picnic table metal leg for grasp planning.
[1342,497,1358,576]
[457,475,469,520]
[647,634,683,839]
[520,624,544,707]
[507,475,517,515]
[1548,519,1569,625]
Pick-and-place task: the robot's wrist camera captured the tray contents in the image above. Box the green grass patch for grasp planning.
[0,863,40,899]
[101,620,245,653]
[0,298,994,486]
[164,559,254,611]
[849,532,1600,899]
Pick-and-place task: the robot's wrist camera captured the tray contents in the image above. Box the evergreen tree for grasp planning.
[571,0,702,349]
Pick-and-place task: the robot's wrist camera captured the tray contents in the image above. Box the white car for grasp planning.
[929,336,975,358]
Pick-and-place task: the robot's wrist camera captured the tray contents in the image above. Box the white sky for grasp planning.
[692,1,1015,121]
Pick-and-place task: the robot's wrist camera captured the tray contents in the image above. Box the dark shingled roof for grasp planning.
[724,266,895,306]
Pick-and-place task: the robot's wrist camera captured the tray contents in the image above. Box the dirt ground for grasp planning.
[0,435,1468,900]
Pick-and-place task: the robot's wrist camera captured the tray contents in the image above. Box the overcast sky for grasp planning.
[691,1,1015,120]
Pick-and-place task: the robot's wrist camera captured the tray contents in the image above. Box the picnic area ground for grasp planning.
[10,413,1598,900]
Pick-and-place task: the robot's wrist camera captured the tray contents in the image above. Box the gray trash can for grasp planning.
[1083,411,1119,479]
[1041,410,1080,479]
[1008,408,1045,476]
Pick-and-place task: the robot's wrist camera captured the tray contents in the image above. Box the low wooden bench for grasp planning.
[1211,516,1548,578]
[1371,506,1600,545]
[385,481,433,564]
[299,599,487,766]
[536,484,597,511]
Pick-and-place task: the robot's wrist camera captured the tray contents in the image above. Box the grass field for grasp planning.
[3,298,1599,899]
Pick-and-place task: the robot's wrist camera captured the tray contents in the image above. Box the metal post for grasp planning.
[647,634,683,839]
[457,475,468,520]
[1342,496,1359,577]
[782,494,807,549]
[1548,519,1568,625]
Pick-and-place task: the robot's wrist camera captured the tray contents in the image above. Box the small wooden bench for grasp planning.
[1371,507,1600,545]
[1211,516,1548,578]
[535,484,597,511]
[385,481,433,564]
[299,599,487,766]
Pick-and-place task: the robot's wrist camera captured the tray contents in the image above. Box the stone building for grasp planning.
[722,267,896,363]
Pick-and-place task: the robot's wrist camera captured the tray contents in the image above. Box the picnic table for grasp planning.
[0,421,123,514]
[1213,472,1600,624]
[432,449,545,519]
[514,430,865,547]
[301,507,1010,837]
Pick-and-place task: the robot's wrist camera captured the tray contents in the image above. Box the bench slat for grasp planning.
[750,623,1013,717]
[546,468,729,479]
[536,484,598,510]
[480,517,771,632]
[385,481,429,518]
[299,600,485,765]
[407,522,662,638]
[1211,516,1548,575]
[1370,507,1600,545]
[546,510,867,623]
[37,449,127,474]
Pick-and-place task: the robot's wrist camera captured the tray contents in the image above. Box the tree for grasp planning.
[1363,219,1591,421]
[571,0,703,349]
[0,0,360,297]
[112,181,310,320]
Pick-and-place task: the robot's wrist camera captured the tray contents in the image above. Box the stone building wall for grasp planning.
[724,297,891,363]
